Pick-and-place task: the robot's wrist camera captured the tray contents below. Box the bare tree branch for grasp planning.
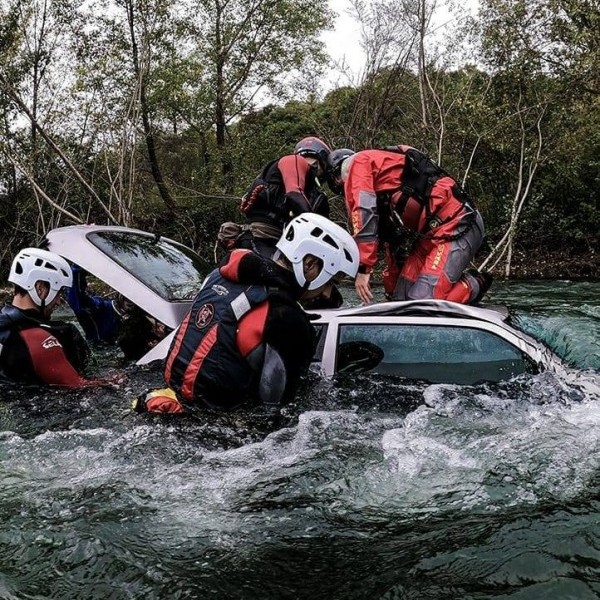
[0,71,119,224]
[4,149,85,224]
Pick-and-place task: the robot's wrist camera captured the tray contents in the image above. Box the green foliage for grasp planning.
[0,0,598,279]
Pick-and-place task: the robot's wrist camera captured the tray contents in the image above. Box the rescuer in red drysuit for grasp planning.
[327,146,492,305]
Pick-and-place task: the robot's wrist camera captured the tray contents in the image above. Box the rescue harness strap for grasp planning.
[382,145,478,242]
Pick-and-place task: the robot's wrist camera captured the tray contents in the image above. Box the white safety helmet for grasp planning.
[8,247,73,306]
[276,213,359,290]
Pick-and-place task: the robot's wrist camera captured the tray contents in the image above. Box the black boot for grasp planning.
[466,268,493,305]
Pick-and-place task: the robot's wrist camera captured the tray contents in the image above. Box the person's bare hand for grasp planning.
[355,272,373,305]
[104,372,127,386]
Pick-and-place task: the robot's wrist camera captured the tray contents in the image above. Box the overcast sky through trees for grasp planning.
[323,0,480,87]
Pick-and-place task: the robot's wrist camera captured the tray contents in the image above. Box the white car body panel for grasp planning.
[136,329,177,366]
[44,226,560,380]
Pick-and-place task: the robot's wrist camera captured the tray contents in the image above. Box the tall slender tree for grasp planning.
[185,0,333,190]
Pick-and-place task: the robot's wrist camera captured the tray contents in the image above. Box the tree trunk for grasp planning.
[479,104,546,275]
[126,0,176,213]
[417,0,428,128]
[214,0,233,193]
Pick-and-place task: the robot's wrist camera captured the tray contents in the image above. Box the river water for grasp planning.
[1,280,599,599]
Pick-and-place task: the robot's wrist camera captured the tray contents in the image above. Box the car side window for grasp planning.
[336,323,538,384]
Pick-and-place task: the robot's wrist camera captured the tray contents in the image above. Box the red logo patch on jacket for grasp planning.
[195,304,215,328]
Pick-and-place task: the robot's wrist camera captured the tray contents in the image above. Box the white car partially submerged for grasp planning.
[45,224,560,385]
[311,300,556,385]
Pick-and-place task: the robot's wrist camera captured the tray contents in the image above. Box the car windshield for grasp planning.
[337,323,537,384]
[87,231,205,301]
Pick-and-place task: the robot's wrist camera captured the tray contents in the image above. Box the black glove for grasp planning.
[285,191,312,216]
[311,192,330,217]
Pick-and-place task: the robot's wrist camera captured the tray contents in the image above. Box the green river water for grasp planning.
[1,279,599,599]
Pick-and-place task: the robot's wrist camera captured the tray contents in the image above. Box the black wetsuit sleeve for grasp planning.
[220,249,302,296]
[0,331,38,383]
[278,155,313,215]
[285,191,312,216]
[259,293,315,406]
[311,191,330,218]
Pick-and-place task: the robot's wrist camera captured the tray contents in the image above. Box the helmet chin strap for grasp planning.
[29,286,43,308]
[31,282,48,311]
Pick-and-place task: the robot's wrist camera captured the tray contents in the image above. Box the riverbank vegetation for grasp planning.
[0,0,598,279]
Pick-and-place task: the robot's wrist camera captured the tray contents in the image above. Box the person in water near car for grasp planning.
[66,263,169,361]
[0,248,123,387]
[217,136,344,310]
[327,145,492,306]
[134,213,359,414]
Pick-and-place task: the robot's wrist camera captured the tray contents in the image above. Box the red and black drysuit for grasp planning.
[344,147,486,303]
[238,154,330,257]
[161,249,315,412]
[234,154,343,309]
[0,303,103,387]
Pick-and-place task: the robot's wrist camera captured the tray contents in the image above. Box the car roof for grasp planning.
[308,299,510,324]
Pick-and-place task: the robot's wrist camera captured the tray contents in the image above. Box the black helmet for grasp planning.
[326,148,355,194]
[294,136,332,172]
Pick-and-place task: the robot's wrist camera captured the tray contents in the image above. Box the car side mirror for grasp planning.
[336,341,384,374]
